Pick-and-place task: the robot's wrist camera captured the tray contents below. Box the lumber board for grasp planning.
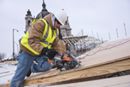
[46,75,130,87]
[24,57,130,86]
[1,57,130,87]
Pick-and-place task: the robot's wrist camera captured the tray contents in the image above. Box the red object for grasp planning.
[63,56,72,62]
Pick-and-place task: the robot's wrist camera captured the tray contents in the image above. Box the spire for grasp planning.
[36,0,49,19]
[25,9,33,33]
[42,0,47,11]
[26,9,32,16]
[42,0,46,8]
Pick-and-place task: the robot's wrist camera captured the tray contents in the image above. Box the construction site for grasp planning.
[0,0,130,87]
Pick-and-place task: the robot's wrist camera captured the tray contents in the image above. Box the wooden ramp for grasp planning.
[1,38,130,87]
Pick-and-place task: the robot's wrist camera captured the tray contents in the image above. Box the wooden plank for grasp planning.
[46,75,130,87]
[23,57,130,86]
[1,57,130,87]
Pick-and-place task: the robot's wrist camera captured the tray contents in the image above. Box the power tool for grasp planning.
[54,53,81,71]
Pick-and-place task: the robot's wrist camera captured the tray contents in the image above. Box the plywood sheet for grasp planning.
[79,38,130,68]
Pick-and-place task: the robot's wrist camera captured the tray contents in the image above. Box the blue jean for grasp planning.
[10,51,52,87]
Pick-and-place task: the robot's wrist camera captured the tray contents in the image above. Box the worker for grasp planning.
[10,12,68,87]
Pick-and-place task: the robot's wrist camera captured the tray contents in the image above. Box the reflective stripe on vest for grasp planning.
[40,19,57,49]
[21,19,58,55]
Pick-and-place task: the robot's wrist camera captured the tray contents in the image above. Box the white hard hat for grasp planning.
[55,9,68,25]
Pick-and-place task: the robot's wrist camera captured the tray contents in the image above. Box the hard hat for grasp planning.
[55,9,68,25]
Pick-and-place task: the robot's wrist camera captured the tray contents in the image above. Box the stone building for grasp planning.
[25,9,33,33]
[60,16,72,37]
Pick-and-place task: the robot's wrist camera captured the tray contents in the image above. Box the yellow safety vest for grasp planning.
[21,19,59,55]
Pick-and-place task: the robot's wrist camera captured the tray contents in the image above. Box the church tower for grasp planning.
[25,9,33,33]
[60,10,72,37]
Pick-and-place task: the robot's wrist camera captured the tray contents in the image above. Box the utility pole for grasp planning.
[96,32,99,39]
[101,37,103,43]
[12,29,18,59]
[116,28,119,39]
[91,29,94,37]
[124,23,127,37]
[81,29,84,36]
[12,29,14,59]
[108,32,111,40]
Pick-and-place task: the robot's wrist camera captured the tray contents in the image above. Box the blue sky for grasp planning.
[0,0,130,57]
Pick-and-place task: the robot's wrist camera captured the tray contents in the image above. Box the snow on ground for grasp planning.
[0,63,16,84]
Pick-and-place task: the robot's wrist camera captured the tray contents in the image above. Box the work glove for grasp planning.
[41,48,58,60]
